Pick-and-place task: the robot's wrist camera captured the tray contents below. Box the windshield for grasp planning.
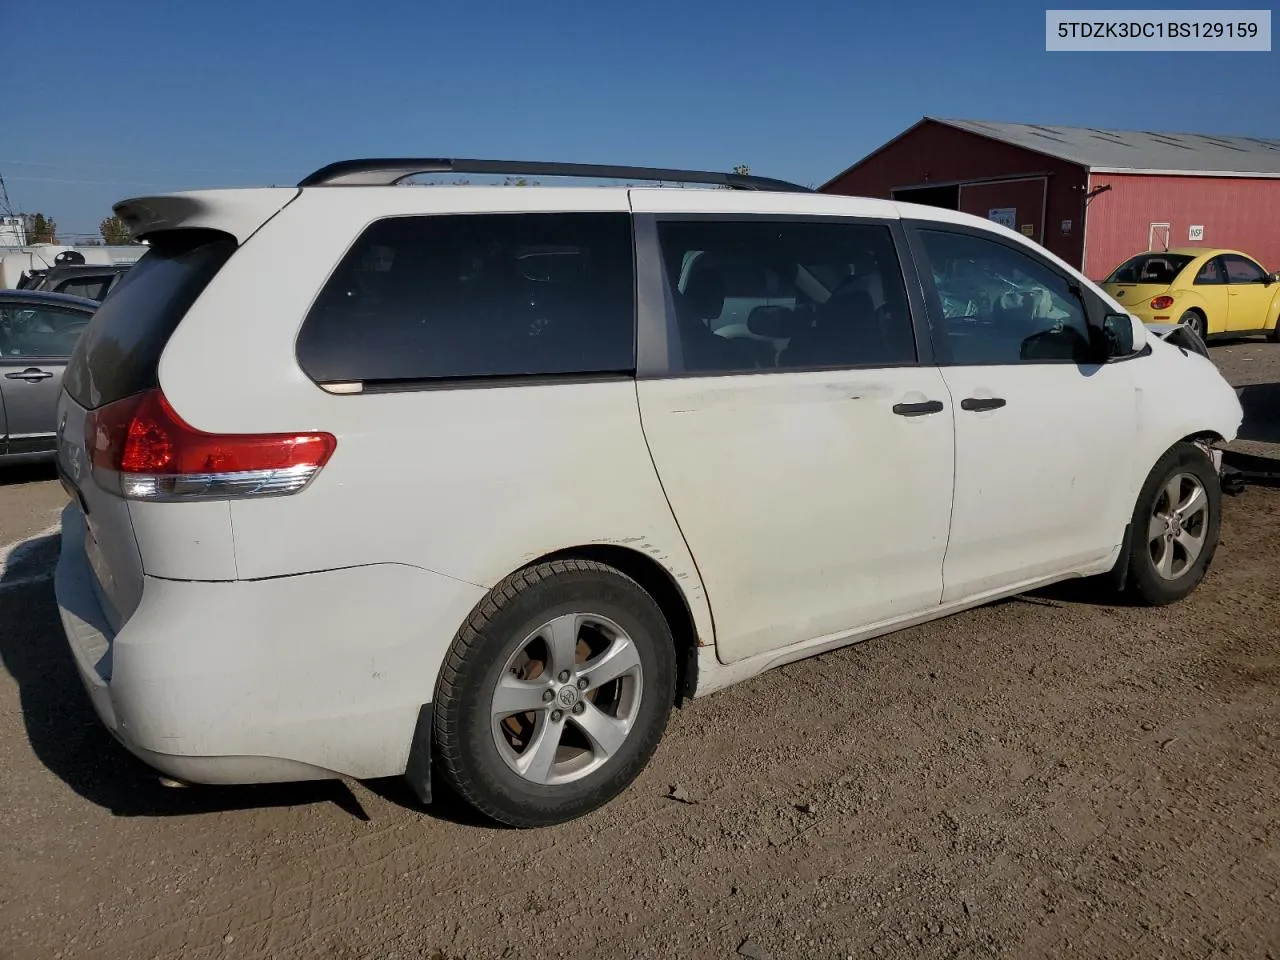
[931,255,1078,326]
[1105,253,1194,285]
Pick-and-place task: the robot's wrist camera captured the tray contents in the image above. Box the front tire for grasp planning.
[1125,443,1222,605]
[433,559,677,827]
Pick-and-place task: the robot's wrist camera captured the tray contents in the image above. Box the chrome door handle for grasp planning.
[4,368,54,382]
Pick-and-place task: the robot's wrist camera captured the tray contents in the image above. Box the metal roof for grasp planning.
[933,118,1280,177]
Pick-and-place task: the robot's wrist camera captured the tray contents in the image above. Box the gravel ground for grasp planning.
[1,341,1277,960]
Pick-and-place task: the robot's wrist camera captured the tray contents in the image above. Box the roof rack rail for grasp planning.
[297,158,812,192]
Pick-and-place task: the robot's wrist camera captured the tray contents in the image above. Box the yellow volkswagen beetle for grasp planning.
[1102,248,1280,341]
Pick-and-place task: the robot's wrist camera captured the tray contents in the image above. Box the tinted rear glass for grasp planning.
[55,276,113,301]
[63,230,235,409]
[1105,253,1193,284]
[295,212,635,384]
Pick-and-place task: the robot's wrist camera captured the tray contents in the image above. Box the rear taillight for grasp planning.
[87,389,335,501]
[1150,295,1175,310]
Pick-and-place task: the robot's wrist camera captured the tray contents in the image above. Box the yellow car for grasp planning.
[1101,248,1280,342]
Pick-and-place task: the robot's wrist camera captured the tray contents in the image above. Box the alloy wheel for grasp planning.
[491,613,643,785]
[1147,472,1210,580]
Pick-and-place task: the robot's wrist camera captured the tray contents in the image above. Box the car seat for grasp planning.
[674,271,768,371]
[781,281,879,367]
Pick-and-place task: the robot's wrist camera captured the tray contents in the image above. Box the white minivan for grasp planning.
[52,159,1243,827]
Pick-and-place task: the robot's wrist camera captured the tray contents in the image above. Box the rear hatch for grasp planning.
[1101,281,1173,313]
[57,229,240,629]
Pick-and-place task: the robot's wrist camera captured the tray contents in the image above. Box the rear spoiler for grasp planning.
[113,189,300,244]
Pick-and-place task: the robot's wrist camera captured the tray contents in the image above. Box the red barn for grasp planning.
[820,118,1280,282]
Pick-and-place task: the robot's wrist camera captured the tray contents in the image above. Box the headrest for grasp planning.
[682,270,725,320]
[824,287,875,319]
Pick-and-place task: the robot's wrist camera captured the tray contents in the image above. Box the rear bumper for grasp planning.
[53,502,486,784]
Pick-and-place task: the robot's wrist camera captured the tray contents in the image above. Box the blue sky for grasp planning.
[2,0,1275,240]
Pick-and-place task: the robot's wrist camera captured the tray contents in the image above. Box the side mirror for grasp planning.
[1101,312,1144,359]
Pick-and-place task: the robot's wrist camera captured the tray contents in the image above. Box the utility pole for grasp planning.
[0,172,27,245]
[0,172,15,217]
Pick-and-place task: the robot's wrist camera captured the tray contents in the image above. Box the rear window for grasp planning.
[295,212,635,385]
[55,275,114,301]
[1105,253,1194,285]
[63,230,235,409]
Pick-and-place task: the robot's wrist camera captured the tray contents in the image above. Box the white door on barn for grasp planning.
[1148,222,1171,252]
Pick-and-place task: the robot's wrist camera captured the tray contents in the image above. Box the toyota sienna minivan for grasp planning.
[53,158,1243,826]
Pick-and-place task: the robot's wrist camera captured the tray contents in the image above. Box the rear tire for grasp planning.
[1124,443,1222,605]
[433,559,676,828]
[1178,309,1207,339]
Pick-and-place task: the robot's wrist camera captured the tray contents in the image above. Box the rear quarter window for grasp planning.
[295,212,636,385]
[63,230,236,409]
[55,276,113,301]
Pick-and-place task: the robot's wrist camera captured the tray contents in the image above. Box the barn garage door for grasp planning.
[958,178,1048,244]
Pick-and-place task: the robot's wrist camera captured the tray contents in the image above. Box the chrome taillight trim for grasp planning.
[118,464,322,501]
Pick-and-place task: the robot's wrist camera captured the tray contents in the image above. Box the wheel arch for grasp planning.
[1169,285,1207,309]
[1179,428,1226,446]
[526,544,707,704]
[1145,432,1225,495]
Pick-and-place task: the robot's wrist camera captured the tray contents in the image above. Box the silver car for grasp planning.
[1,289,97,464]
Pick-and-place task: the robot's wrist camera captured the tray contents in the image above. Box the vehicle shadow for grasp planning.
[0,530,488,825]
[0,462,57,487]
[361,775,499,828]
[1023,578,1140,608]
[1235,381,1280,446]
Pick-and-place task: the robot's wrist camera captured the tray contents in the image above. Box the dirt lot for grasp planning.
[2,342,1278,960]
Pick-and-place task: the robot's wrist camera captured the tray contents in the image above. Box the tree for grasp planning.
[722,164,751,188]
[23,212,57,244]
[99,215,133,245]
